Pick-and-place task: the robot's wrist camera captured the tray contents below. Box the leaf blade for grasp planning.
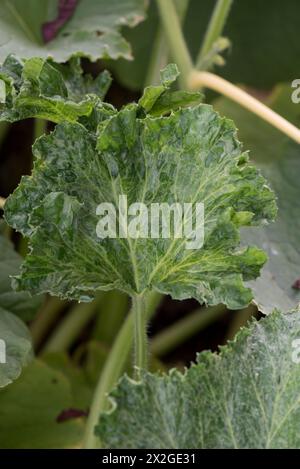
[96,309,300,449]
[5,101,276,309]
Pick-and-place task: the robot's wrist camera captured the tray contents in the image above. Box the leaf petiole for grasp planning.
[155,0,193,88]
[83,291,162,449]
[133,293,148,378]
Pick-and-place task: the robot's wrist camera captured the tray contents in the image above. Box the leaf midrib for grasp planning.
[5,0,41,44]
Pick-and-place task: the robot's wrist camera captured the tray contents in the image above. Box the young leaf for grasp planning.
[0,309,32,388]
[96,309,300,449]
[0,0,147,63]
[214,85,300,313]
[138,63,202,116]
[5,102,276,309]
[0,55,113,124]
[0,360,85,448]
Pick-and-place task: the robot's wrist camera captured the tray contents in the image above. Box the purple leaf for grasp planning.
[42,0,79,43]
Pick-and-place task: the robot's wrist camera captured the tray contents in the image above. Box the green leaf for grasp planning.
[42,352,93,410]
[0,310,32,388]
[0,224,42,388]
[0,0,147,63]
[213,85,300,314]
[96,309,300,449]
[138,63,202,116]
[5,102,276,309]
[0,360,85,448]
[0,222,42,321]
[0,55,113,124]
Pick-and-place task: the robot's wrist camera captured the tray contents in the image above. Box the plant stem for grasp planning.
[226,303,257,341]
[33,118,47,141]
[0,196,5,209]
[2,222,12,239]
[156,0,193,87]
[144,27,169,87]
[196,0,233,69]
[17,235,28,257]
[151,304,227,356]
[93,290,128,345]
[83,291,162,449]
[42,294,104,353]
[145,0,190,87]
[133,293,148,377]
[188,71,300,144]
[31,296,68,349]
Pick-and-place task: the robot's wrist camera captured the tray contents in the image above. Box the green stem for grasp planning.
[83,291,162,449]
[226,303,257,341]
[151,304,227,356]
[42,294,104,353]
[133,293,148,377]
[33,118,47,141]
[145,0,190,87]
[17,235,28,257]
[156,0,193,88]
[93,290,129,345]
[2,222,12,240]
[196,0,233,69]
[31,296,67,349]
[144,27,168,87]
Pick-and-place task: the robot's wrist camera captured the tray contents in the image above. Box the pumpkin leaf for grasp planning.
[96,309,300,449]
[0,0,147,63]
[5,92,276,309]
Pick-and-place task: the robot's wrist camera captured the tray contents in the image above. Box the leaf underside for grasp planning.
[0,0,147,62]
[96,309,300,449]
[0,360,84,448]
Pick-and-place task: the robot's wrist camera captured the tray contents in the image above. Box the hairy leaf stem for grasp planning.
[83,291,162,449]
[133,293,148,378]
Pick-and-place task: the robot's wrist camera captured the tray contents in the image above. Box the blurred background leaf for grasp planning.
[109,0,300,90]
[0,0,147,62]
